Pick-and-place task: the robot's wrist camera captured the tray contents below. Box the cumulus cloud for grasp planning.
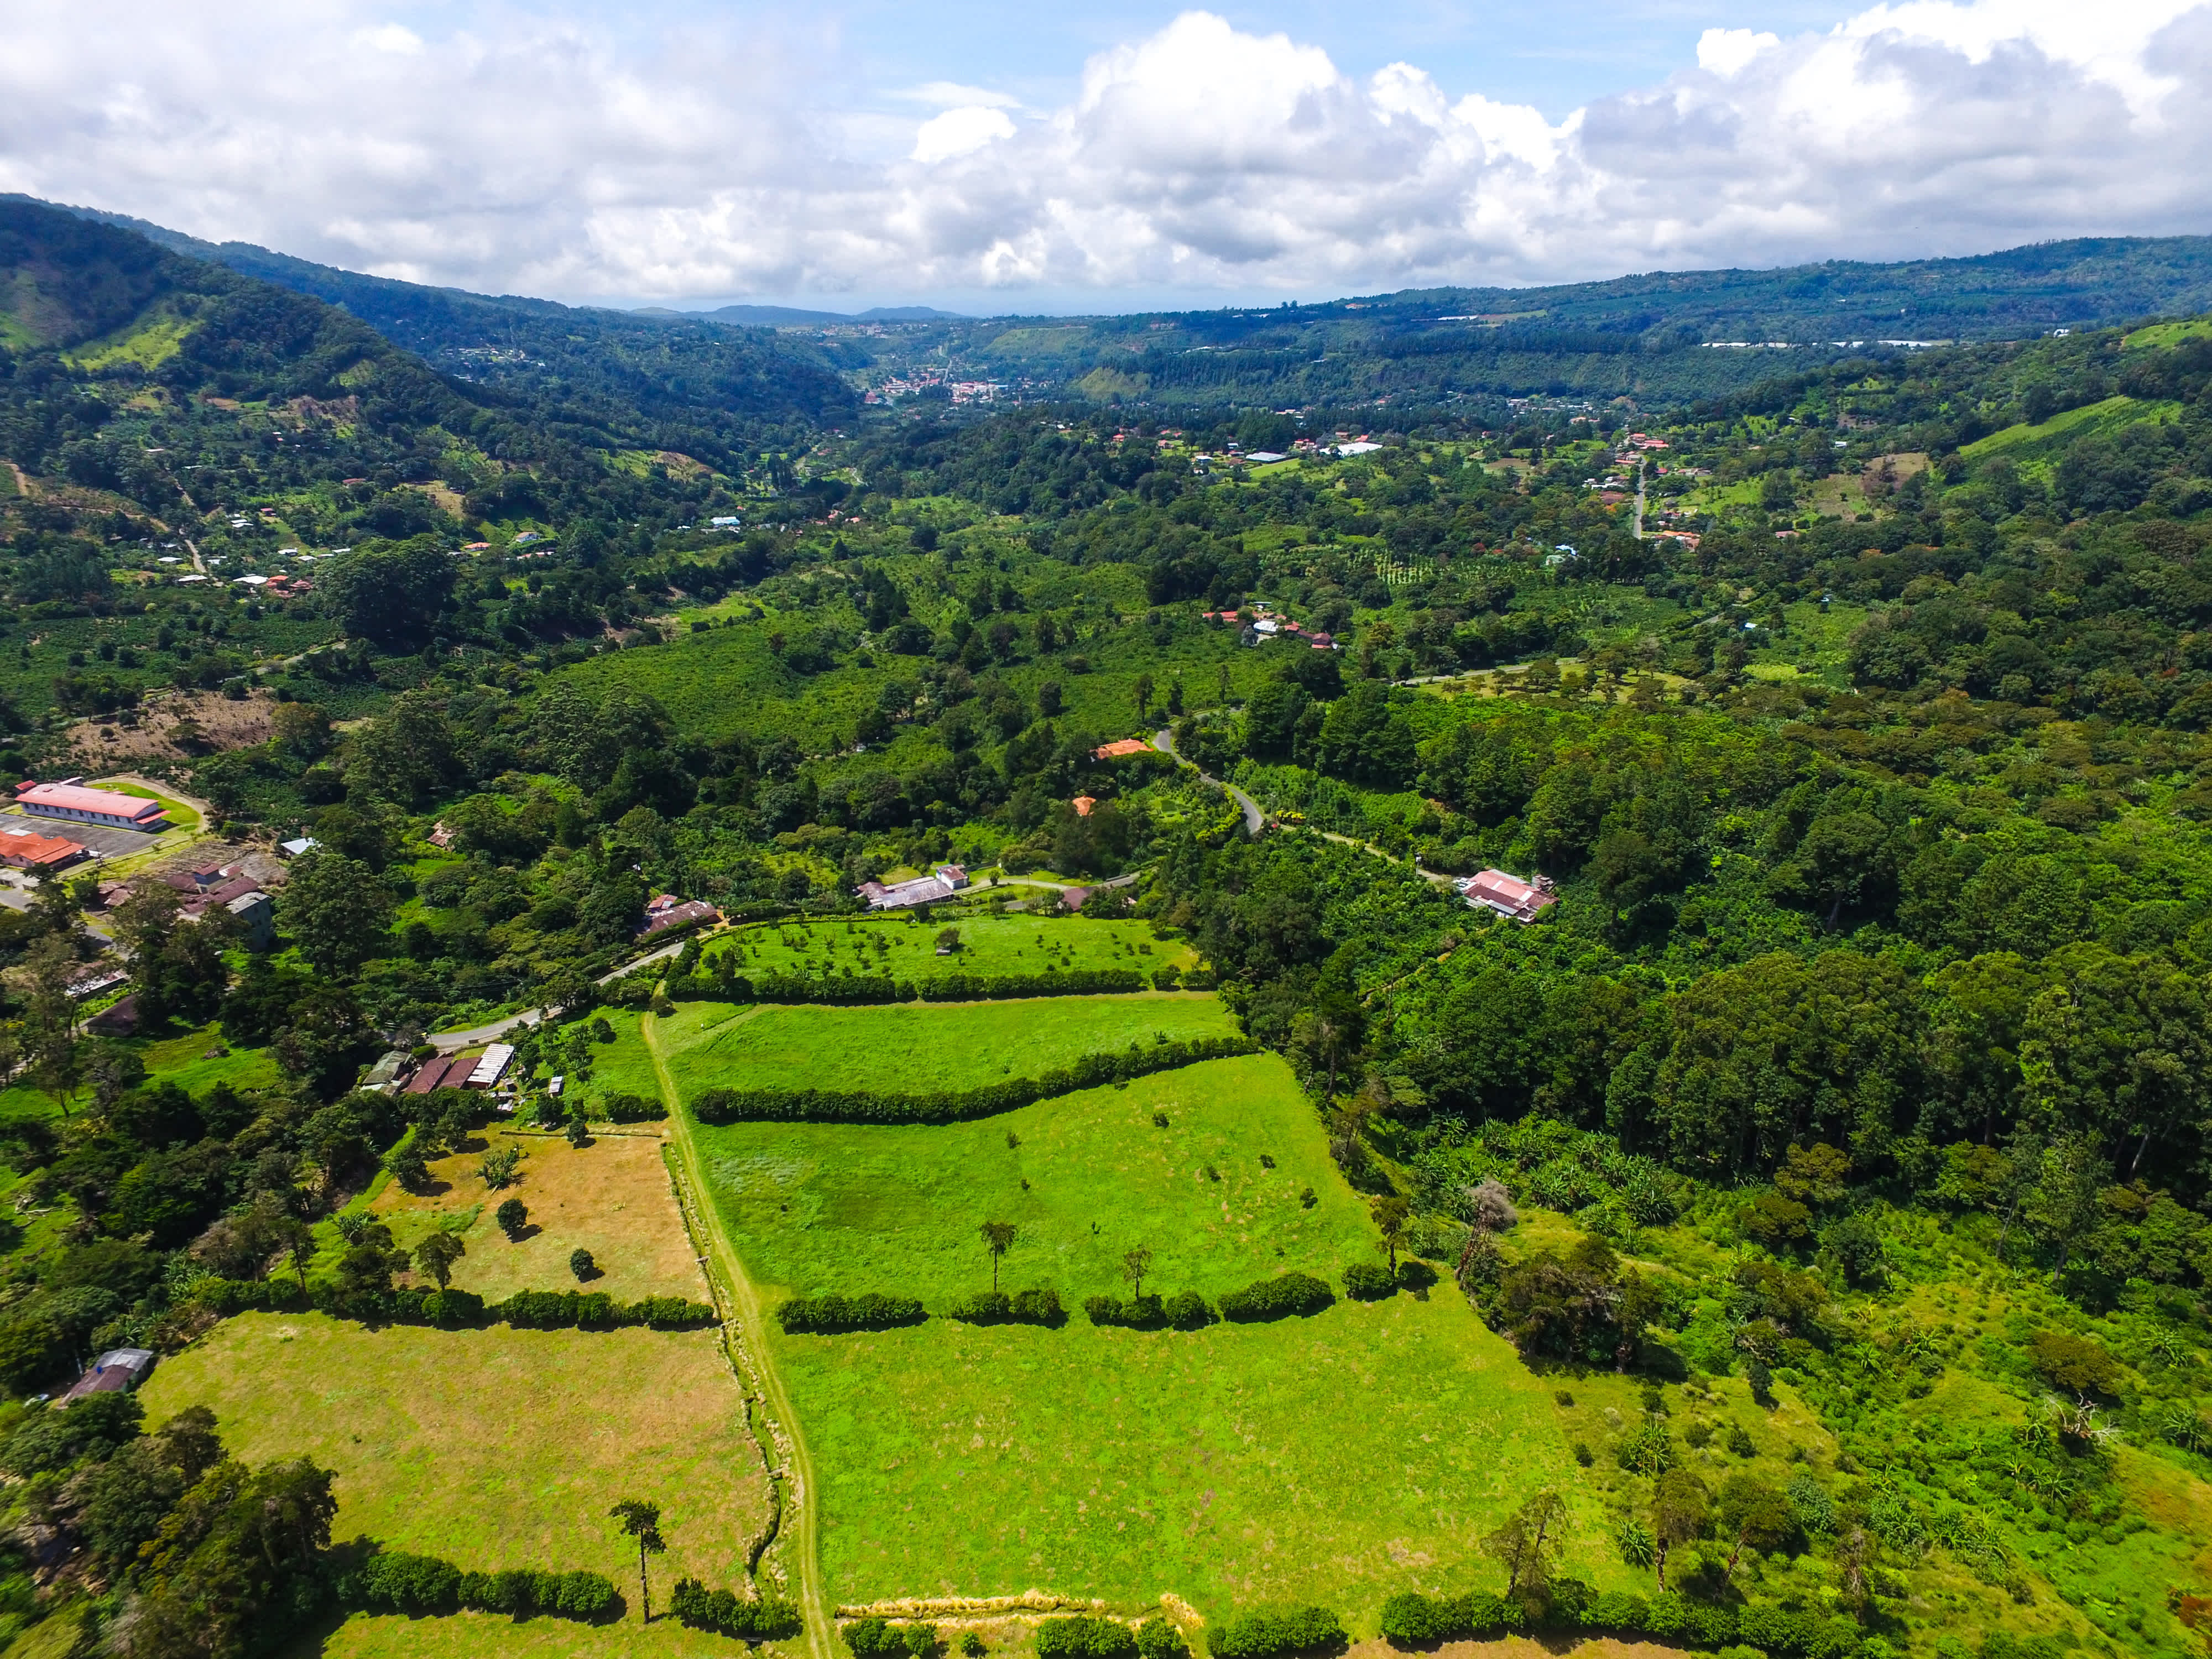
[2,0,2211,303]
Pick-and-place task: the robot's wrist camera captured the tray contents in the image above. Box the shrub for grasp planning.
[947,1288,1062,1326]
[1218,1272,1333,1322]
[1163,1290,1214,1330]
[778,1292,926,1334]
[1343,1262,1395,1301]
[1037,1617,1138,1659]
[1378,1592,1508,1647]
[847,1618,945,1658]
[1086,1293,1165,1329]
[1209,1607,1346,1659]
[570,1248,597,1281]
[1136,1618,1189,1659]
[2027,1329,2124,1395]
[601,1092,668,1123]
[495,1197,528,1239]
[684,1036,1260,1128]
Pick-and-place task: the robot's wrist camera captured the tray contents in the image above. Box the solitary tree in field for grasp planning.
[1650,1469,1710,1591]
[610,1499,666,1623]
[1482,1490,1567,1616]
[497,1198,529,1239]
[1371,1194,1411,1274]
[1123,1246,1155,1301]
[980,1222,1016,1291]
[413,1230,465,1290]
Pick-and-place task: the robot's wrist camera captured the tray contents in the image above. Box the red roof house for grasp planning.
[1457,868,1558,924]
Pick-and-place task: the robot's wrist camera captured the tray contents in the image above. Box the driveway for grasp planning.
[427,931,713,1050]
[1151,727,1264,835]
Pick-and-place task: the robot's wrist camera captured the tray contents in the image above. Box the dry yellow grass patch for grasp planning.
[374,1129,707,1305]
[141,1314,769,1597]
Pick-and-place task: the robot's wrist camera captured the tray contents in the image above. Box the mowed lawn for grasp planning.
[712,914,1194,983]
[369,1128,707,1305]
[685,1053,1592,1624]
[627,993,1240,1102]
[141,1316,770,1599]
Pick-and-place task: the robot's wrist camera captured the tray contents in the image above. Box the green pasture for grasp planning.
[0,1021,279,1123]
[2122,316,2212,349]
[1960,394,2183,462]
[623,993,1239,1103]
[710,913,1193,983]
[679,1051,1594,1620]
[142,1314,769,1599]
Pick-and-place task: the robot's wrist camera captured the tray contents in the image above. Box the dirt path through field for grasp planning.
[645,1010,832,1659]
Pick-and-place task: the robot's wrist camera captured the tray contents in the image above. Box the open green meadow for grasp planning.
[714,914,1194,983]
[0,1021,281,1124]
[674,1047,1593,1621]
[141,1314,770,1596]
[623,993,1239,1103]
[296,1611,770,1659]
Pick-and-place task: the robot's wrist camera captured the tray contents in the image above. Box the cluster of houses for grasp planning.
[1198,607,1337,651]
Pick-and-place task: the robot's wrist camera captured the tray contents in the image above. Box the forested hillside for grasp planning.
[6,192,2212,1657]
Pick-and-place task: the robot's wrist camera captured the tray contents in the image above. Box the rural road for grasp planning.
[1151,727,1264,835]
[429,931,706,1050]
[644,1012,832,1659]
[1632,454,1647,539]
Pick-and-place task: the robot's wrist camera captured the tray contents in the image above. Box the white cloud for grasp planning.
[912,105,1016,163]
[1698,28,1780,76]
[3,1,2212,304]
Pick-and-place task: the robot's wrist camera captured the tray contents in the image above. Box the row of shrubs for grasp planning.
[195,1278,716,1333]
[776,1292,927,1334]
[1343,1261,1437,1300]
[692,1036,1259,1126]
[1084,1291,1214,1330]
[1216,1272,1334,1321]
[598,1092,670,1123]
[781,1272,1347,1340]
[1036,1615,1190,1659]
[1379,1587,1861,1656]
[945,1288,1064,1325]
[668,1578,804,1639]
[336,1551,618,1620]
[1210,1607,1347,1659]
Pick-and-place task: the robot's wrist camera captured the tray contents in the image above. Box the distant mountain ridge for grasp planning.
[647,303,973,326]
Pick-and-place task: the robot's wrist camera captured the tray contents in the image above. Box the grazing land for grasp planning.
[716,914,1194,983]
[299,1611,766,1659]
[676,1048,1588,1623]
[140,1314,770,1593]
[629,992,1240,1103]
[371,1127,706,1305]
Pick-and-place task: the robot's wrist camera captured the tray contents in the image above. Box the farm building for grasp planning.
[640,893,719,936]
[1458,868,1558,923]
[60,1348,156,1405]
[0,826,89,871]
[1093,738,1151,759]
[13,781,168,831]
[857,864,969,910]
[404,1054,475,1094]
[467,1044,515,1088]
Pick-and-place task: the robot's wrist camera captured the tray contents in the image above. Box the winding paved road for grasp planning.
[1151,727,1264,835]
[428,932,705,1050]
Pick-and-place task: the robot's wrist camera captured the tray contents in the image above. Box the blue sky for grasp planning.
[3,0,2209,312]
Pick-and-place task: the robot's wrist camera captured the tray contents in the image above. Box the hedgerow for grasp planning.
[689,1035,1258,1126]
[1217,1272,1334,1322]
[1208,1606,1345,1659]
[1376,1587,1861,1656]
[191,1278,714,1333]
[1037,1616,1138,1658]
[336,1550,618,1620]
[946,1288,1063,1325]
[598,1091,669,1123]
[776,1292,926,1334]
[844,1617,942,1657]
[1084,1290,1214,1329]
[669,1577,804,1640]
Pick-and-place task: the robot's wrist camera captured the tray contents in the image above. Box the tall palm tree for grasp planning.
[980,1222,1016,1291]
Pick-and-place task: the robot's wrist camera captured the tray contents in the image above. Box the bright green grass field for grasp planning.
[633,993,1239,1101]
[684,1051,1597,1624]
[712,914,1195,984]
[0,1023,280,1123]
